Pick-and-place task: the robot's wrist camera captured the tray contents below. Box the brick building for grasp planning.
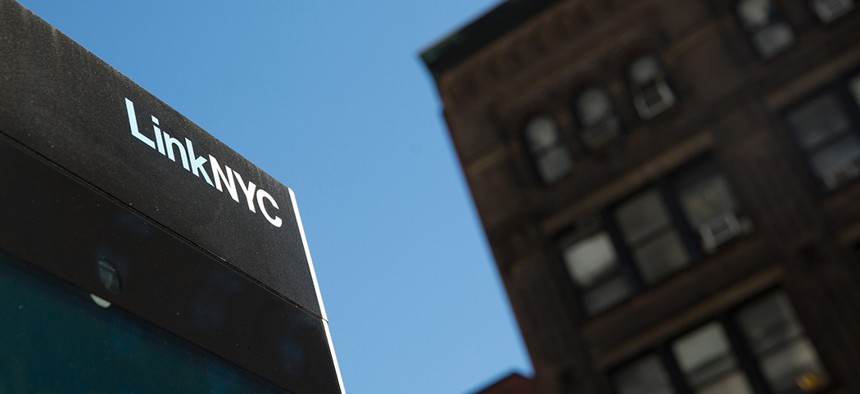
[476,372,539,394]
[423,1,860,393]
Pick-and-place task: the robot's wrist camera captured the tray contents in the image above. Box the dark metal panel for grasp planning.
[0,133,341,393]
[0,0,322,318]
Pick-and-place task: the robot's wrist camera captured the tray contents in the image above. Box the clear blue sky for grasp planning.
[15,1,532,392]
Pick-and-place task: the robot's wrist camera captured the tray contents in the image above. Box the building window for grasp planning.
[524,115,574,184]
[737,0,795,58]
[561,231,635,315]
[673,323,755,393]
[850,73,860,105]
[810,0,855,22]
[628,55,676,120]
[612,354,676,394]
[736,292,830,393]
[785,91,860,190]
[676,166,751,253]
[614,188,691,284]
[575,87,621,150]
[610,290,829,394]
[562,158,747,316]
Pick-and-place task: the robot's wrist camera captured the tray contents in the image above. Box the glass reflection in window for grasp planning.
[575,87,621,149]
[614,189,689,284]
[562,232,633,314]
[524,116,574,184]
[736,291,829,393]
[850,73,860,107]
[811,0,855,22]
[786,92,860,189]
[673,323,754,394]
[612,354,676,394]
[628,56,676,120]
[677,171,745,252]
[737,0,795,58]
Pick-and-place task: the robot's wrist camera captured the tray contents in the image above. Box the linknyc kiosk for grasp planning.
[0,1,344,392]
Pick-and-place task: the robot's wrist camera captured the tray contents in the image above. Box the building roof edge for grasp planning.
[420,0,563,78]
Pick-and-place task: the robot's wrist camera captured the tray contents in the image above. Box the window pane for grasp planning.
[615,189,672,244]
[673,323,753,394]
[525,116,561,151]
[736,292,804,354]
[738,0,774,28]
[674,324,733,377]
[736,291,829,394]
[633,230,690,284]
[760,340,828,394]
[809,134,860,189]
[629,56,661,84]
[811,0,855,22]
[786,93,851,150]
[679,173,737,230]
[612,354,675,394]
[737,0,794,57]
[752,24,794,58]
[580,116,621,150]
[577,88,621,149]
[850,74,860,108]
[699,372,754,394]
[629,56,675,119]
[537,146,574,183]
[578,88,613,127]
[525,116,573,183]
[562,232,616,287]
[563,232,633,314]
[640,81,673,108]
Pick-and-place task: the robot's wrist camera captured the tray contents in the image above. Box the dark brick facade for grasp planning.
[425,1,860,393]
